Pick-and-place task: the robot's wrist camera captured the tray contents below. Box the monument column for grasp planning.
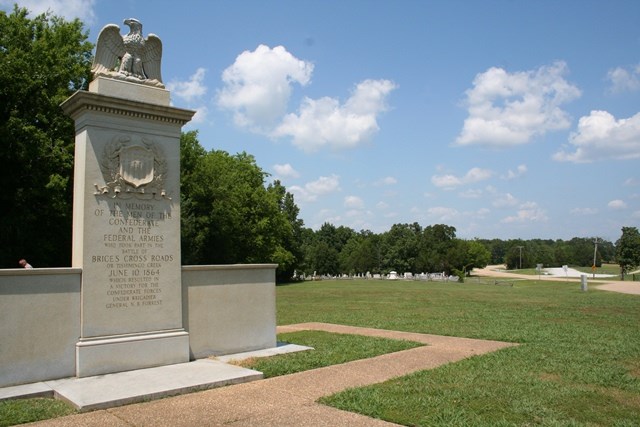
[62,78,195,377]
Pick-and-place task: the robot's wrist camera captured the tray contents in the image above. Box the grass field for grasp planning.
[277,278,640,426]
[0,398,74,427]
[239,330,423,377]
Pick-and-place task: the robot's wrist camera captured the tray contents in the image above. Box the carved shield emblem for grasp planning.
[119,145,154,188]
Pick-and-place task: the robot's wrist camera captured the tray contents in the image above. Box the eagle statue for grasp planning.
[91,18,163,87]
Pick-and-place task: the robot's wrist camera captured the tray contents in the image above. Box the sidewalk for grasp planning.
[27,323,515,427]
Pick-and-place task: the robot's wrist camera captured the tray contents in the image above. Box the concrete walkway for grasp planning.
[27,323,515,427]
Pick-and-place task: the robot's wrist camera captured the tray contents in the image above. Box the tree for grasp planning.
[505,241,530,270]
[308,240,340,276]
[180,132,302,281]
[416,224,456,273]
[382,223,422,273]
[0,6,92,267]
[616,227,640,280]
[339,230,381,274]
[316,223,354,254]
[478,239,509,265]
[304,223,353,276]
[563,237,601,267]
[267,180,304,281]
[457,240,491,275]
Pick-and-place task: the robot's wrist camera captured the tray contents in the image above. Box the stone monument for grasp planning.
[61,18,195,377]
[0,19,277,393]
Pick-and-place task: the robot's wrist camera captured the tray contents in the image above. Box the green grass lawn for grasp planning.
[239,330,423,377]
[277,279,640,426]
[0,398,75,427]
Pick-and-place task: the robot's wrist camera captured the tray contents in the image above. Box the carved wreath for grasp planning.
[95,135,170,200]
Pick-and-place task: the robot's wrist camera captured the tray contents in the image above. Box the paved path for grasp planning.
[596,282,640,295]
[28,323,515,427]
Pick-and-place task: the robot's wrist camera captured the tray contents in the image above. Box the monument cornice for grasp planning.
[61,90,195,126]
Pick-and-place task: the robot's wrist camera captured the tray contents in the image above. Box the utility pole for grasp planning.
[516,246,524,270]
[593,238,599,279]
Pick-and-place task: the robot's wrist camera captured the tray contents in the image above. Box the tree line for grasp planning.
[296,223,621,277]
[2,7,640,281]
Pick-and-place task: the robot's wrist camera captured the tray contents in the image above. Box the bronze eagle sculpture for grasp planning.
[91,18,163,87]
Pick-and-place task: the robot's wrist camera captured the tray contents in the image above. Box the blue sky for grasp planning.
[5,0,640,241]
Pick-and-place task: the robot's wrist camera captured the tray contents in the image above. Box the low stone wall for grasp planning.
[0,264,277,388]
[0,268,81,387]
[182,264,277,359]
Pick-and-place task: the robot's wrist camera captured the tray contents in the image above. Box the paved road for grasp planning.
[473,265,640,295]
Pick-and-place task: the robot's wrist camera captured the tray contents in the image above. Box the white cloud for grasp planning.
[344,210,374,232]
[167,68,207,103]
[427,207,460,221]
[503,164,527,180]
[375,176,398,186]
[484,185,498,194]
[289,174,340,202]
[501,202,548,223]
[217,45,395,151]
[459,189,484,199]
[274,79,397,151]
[310,209,342,229]
[473,208,491,219]
[553,111,640,163]
[3,0,96,24]
[376,201,389,209]
[570,207,598,215]
[306,175,340,194]
[431,167,494,189]
[189,106,209,124]
[345,209,372,219]
[456,61,580,147]
[344,195,364,209]
[273,163,300,179]
[608,199,627,210]
[606,65,640,93]
[167,68,209,124]
[493,193,519,208]
[217,45,313,131]
[430,174,460,189]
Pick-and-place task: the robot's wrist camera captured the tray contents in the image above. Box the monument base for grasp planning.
[88,76,170,106]
[76,330,190,378]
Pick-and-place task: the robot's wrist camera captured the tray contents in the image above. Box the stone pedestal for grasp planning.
[61,82,194,377]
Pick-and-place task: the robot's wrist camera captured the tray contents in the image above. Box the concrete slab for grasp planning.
[215,342,313,363]
[0,343,309,411]
[44,359,262,412]
[0,382,53,401]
